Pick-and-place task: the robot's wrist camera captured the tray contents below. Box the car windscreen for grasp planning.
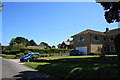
[25,54,32,57]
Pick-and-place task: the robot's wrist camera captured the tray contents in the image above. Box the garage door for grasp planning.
[76,47,87,55]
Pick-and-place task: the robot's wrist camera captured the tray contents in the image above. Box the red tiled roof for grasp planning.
[63,40,73,45]
[106,28,120,35]
[27,46,44,49]
[71,29,105,37]
[71,28,120,37]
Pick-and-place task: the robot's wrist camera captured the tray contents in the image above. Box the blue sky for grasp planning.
[2,2,118,47]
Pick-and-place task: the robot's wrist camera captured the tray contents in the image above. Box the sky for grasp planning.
[1,2,118,47]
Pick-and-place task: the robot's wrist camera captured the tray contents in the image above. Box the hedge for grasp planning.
[14,53,25,59]
[2,50,21,55]
[20,48,73,54]
[2,48,73,55]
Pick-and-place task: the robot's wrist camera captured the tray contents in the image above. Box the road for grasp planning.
[1,58,53,79]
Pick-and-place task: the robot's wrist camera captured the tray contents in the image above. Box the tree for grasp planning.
[14,37,28,44]
[9,38,16,46]
[114,34,120,67]
[52,45,56,48]
[96,1,120,23]
[27,40,37,46]
[9,37,29,46]
[0,2,4,12]
[39,42,51,49]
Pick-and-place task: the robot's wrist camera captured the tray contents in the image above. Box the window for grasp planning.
[104,46,107,51]
[110,47,115,52]
[78,37,85,41]
[93,36,99,41]
[104,38,106,41]
[110,37,114,41]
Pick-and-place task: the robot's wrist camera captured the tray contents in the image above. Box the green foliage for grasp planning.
[40,54,53,57]
[2,50,20,55]
[14,37,29,44]
[14,53,25,59]
[2,54,16,59]
[31,55,40,60]
[11,44,26,50]
[93,51,102,55]
[114,34,120,54]
[25,56,118,78]
[20,48,72,54]
[0,2,4,7]
[96,1,120,23]
[99,54,105,60]
[9,37,29,46]
[0,2,3,12]
[52,45,56,48]
[24,50,32,55]
[9,38,16,46]
[39,42,51,49]
[27,40,37,46]
[114,34,120,68]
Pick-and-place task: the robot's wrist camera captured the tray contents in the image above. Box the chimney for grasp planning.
[106,28,109,32]
[67,39,70,41]
[104,28,109,33]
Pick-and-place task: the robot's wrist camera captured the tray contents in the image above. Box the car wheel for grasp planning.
[27,59,30,62]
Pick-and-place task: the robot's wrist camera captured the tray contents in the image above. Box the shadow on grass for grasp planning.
[33,56,119,78]
[34,56,118,64]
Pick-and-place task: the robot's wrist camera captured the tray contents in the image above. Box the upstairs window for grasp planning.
[78,37,85,41]
[110,37,114,41]
[104,38,106,41]
[110,46,115,52]
[104,46,107,51]
[93,36,99,41]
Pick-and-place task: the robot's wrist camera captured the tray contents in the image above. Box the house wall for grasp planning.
[72,34,91,53]
[90,44,103,54]
[72,33,117,54]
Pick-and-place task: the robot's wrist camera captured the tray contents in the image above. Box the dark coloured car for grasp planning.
[70,50,83,56]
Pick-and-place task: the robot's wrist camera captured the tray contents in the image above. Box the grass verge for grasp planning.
[1,54,16,59]
[25,55,118,78]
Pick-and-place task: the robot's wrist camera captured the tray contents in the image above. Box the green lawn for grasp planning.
[25,55,119,78]
[38,55,100,60]
[38,55,117,60]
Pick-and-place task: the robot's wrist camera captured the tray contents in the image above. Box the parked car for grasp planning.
[20,53,40,62]
[70,50,83,56]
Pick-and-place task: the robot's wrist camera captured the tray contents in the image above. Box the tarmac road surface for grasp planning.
[1,58,54,79]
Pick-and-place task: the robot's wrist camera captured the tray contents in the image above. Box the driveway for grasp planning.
[1,58,55,79]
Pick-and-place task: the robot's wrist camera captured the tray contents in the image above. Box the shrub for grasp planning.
[94,51,102,54]
[20,48,73,54]
[2,54,16,59]
[31,55,40,61]
[40,54,51,57]
[14,53,25,59]
[2,50,20,55]
[91,51,102,55]
[99,54,106,60]
[24,50,32,55]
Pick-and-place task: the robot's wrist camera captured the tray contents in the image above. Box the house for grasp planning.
[27,46,44,49]
[58,39,73,49]
[71,28,120,55]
